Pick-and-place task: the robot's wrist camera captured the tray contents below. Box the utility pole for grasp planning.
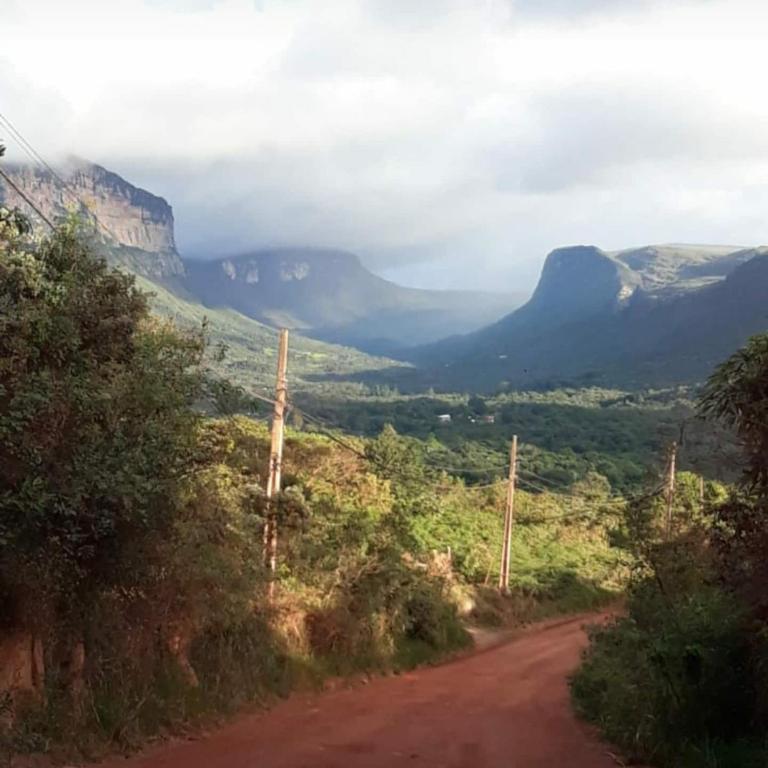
[264,329,289,600]
[664,440,677,540]
[499,435,518,593]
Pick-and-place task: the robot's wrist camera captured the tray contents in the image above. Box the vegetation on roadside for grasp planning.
[571,333,768,768]
[0,217,627,762]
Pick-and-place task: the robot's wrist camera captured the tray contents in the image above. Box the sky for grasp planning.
[2,0,768,292]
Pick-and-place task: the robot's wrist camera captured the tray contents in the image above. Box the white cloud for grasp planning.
[1,0,768,291]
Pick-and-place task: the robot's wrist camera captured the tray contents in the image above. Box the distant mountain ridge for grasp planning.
[5,159,763,393]
[413,243,768,391]
[183,249,519,352]
[611,243,754,297]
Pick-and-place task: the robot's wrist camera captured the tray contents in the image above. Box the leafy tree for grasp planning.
[700,333,768,492]
[366,424,426,489]
[467,395,488,416]
[0,220,204,631]
[699,333,768,618]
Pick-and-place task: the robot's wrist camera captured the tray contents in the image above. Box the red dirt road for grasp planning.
[103,615,617,768]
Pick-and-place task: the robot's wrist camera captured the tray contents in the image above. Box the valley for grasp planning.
[1,153,767,768]
[5,3,768,765]
[0,159,755,495]
[4,159,765,403]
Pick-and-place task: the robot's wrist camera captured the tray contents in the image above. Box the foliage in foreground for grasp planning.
[0,220,625,760]
[571,333,768,768]
[0,222,466,759]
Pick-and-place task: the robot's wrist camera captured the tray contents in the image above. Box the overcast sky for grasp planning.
[2,0,768,291]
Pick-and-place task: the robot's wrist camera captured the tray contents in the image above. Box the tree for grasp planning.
[700,333,768,492]
[699,332,768,617]
[0,144,33,242]
[0,219,205,630]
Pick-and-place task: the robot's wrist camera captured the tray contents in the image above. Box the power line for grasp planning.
[0,112,120,244]
[295,407,505,489]
[456,480,506,491]
[517,509,615,526]
[0,166,54,230]
[277,398,668,511]
[517,468,574,491]
[516,487,666,526]
[293,412,652,504]
[519,477,593,498]
[298,409,369,460]
[517,478,549,494]
[425,462,507,474]
[0,112,61,177]
[251,391,280,408]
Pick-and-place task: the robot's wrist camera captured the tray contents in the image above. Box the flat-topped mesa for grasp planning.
[527,245,639,322]
[0,159,184,278]
[203,247,365,287]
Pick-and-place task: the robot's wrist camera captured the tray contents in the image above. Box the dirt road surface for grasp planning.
[102,614,618,768]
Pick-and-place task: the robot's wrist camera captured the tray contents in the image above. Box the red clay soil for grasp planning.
[101,614,619,768]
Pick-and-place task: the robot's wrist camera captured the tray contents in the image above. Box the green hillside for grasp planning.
[134,275,406,396]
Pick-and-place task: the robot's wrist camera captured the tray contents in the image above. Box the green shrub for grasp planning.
[572,585,766,766]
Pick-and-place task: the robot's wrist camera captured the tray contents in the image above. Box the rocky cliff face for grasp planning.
[0,160,184,278]
[413,241,768,389]
[527,246,639,323]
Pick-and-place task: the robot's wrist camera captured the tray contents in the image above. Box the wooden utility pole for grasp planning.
[499,435,518,593]
[664,440,677,539]
[264,329,289,600]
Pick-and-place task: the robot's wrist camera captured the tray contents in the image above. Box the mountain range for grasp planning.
[2,159,766,394]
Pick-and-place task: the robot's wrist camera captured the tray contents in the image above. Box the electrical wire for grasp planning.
[517,477,560,495]
[250,391,280,408]
[425,462,507,474]
[517,467,574,491]
[0,111,121,243]
[0,166,54,230]
[515,487,666,526]
[291,406,662,507]
[455,480,506,491]
[295,406,507,490]
[298,409,369,460]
